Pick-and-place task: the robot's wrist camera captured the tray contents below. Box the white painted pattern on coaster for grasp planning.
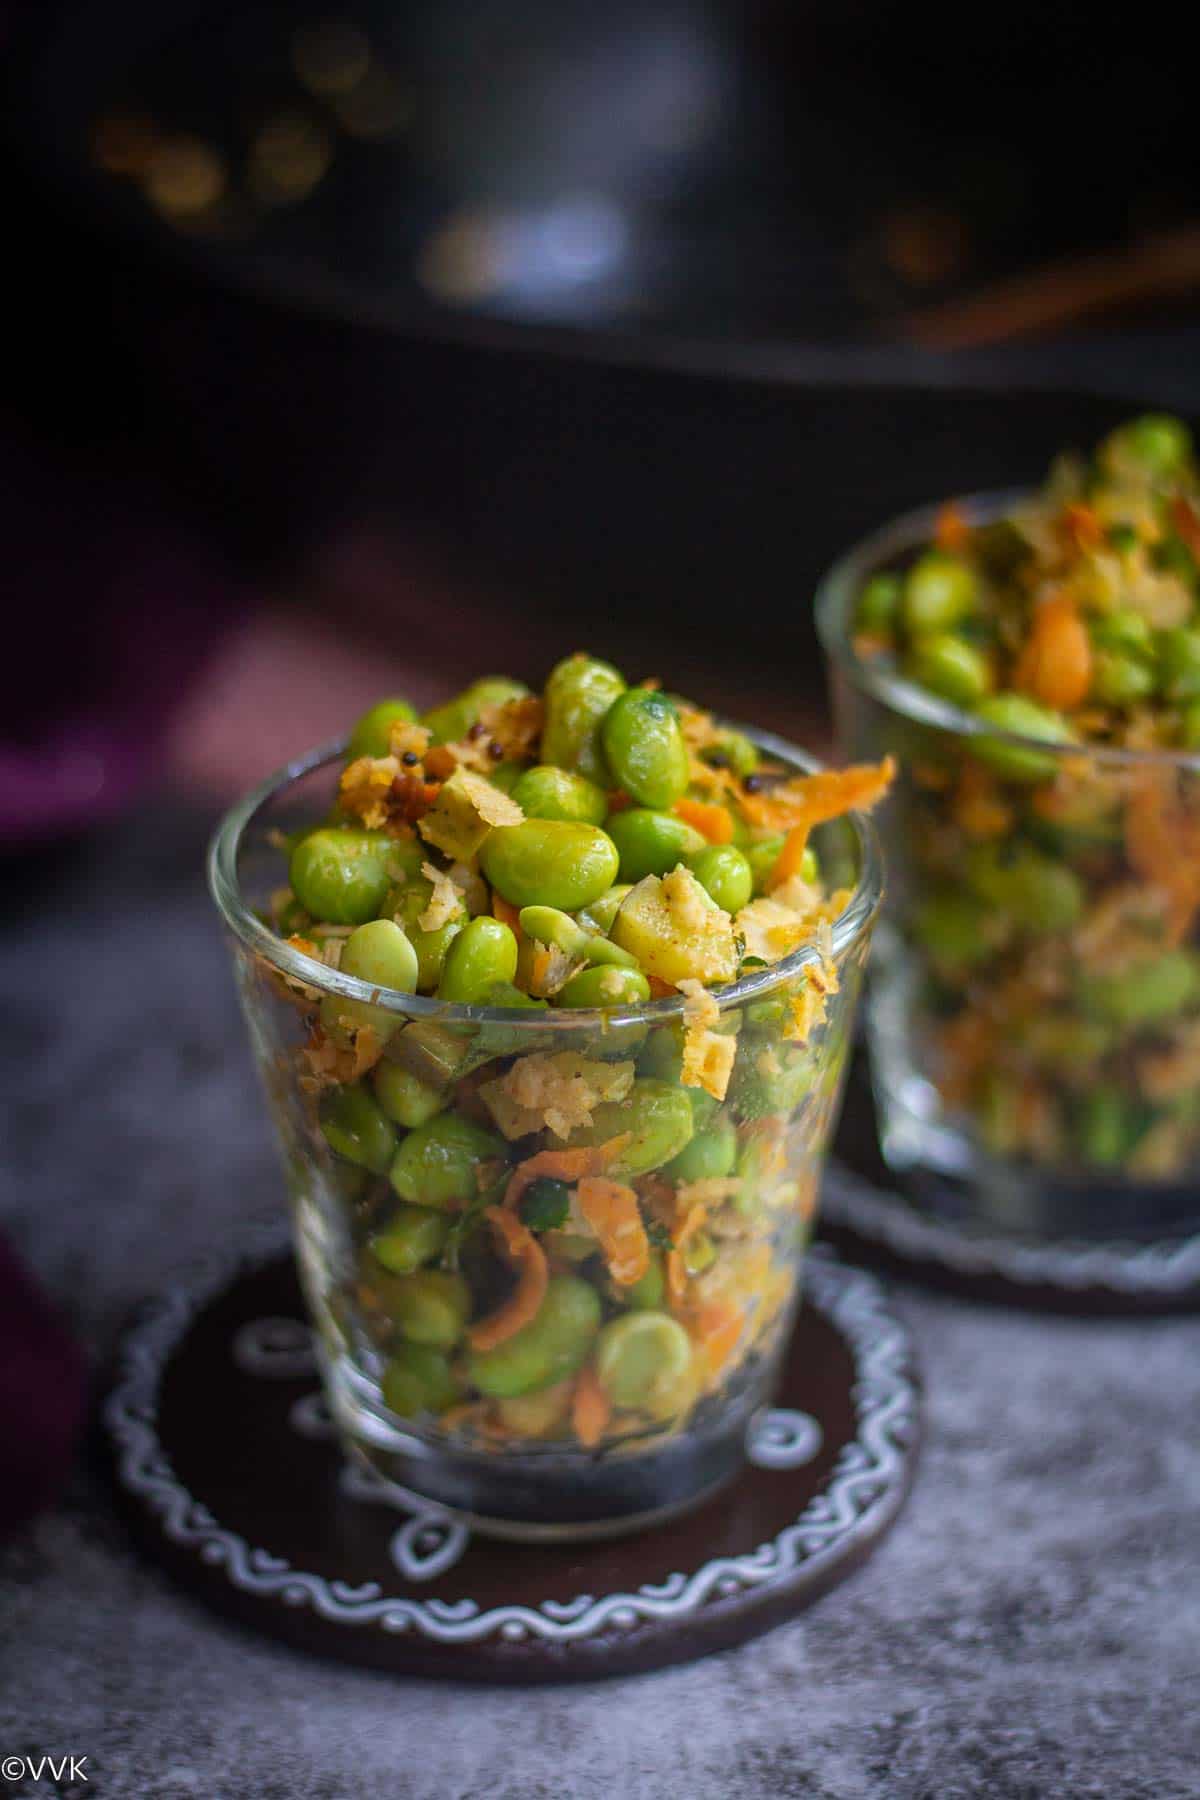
[104,1219,919,1645]
[746,1408,823,1469]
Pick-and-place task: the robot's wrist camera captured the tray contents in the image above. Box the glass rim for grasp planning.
[206,724,884,1028]
[814,490,1200,773]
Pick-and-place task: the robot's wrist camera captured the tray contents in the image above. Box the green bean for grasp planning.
[970,693,1073,783]
[320,1084,396,1172]
[572,1077,694,1174]
[510,764,608,824]
[518,1177,571,1232]
[1158,628,1200,703]
[686,844,753,914]
[1103,413,1192,479]
[372,1061,448,1129]
[606,809,707,882]
[855,571,902,633]
[594,1310,692,1409]
[1078,951,1200,1030]
[622,1252,666,1311]
[663,1117,737,1182]
[422,676,530,746]
[964,843,1083,934]
[906,633,991,706]
[436,916,519,1003]
[902,552,978,635]
[467,1274,602,1397]
[481,820,620,911]
[390,1112,506,1209]
[346,697,417,760]
[600,689,689,809]
[911,889,997,972]
[517,905,639,969]
[556,965,652,1008]
[541,653,625,782]
[701,729,760,778]
[369,1204,451,1273]
[383,1270,471,1347]
[289,828,395,924]
[384,876,467,991]
[382,1343,461,1416]
[1091,611,1154,660]
[1091,649,1155,708]
[578,885,632,933]
[728,1043,816,1121]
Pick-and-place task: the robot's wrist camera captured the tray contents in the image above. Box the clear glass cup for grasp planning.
[207,729,882,1540]
[818,497,1200,1239]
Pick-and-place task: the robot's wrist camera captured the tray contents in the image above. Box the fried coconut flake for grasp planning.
[339,754,402,829]
[678,977,735,1101]
[786,924,840,1042]
[417,861,465,931]
[481,1052,635,1141]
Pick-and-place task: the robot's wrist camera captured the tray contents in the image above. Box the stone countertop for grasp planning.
[2,805,1199,1800]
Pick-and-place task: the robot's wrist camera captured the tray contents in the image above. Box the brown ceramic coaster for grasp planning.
[104,1224,920,1682]
[826,1065,1200,1315]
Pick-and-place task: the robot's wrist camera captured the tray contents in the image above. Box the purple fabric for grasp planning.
[0,1232,87,1536]
[0,435,238,844]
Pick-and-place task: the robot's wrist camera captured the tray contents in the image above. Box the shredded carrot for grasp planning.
[605,790,632,814]
[647,975,677,998]
[467,1208,548,1352]
[1125,767,1200,943]
[736,757,895,834]
[667,1201,709,1302]
[1171,495,1200,561]
[491,892,522,932]
[571,1365,612,1448]
[952,761,1013,841]
[935,501,970,553]
[576,1176,649,1287]
[1013,591,1091,712]
[689,1300,744,1378]
[768,823,811,889]
[1061,502,1103,553]
[499,1137,632,1213]
[530,946,553,990]
[673,797,734,844]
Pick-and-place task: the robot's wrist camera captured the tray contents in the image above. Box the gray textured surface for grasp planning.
[3,806,1200,1800]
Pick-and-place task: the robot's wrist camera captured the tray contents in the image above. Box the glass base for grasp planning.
[323,1349,769,1543]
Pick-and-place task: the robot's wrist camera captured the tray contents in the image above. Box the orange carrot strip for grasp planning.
[1125,768,1200,944]
[576,1176,649,1287]
[1172,496,1200,561]
[735,757,895,835]
[467,1208,548,1352]
[491,893,522,932]
[690,1300,744,1377]
[673,797,734,844]
[1013,591,1091,711]
[768,823,812,889]
[1061,502,1103,552]
[500,1137,632,1213]
[605,789,633,814]
[647,975,677,999]
[571,1365,612,1448]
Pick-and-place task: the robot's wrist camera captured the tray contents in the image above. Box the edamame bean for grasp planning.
[467,1274,602,1397]
[385,877,467,991]
[606,809,706,882]
[369,1204,450,1273]
[594,1310,692,1409]
[373,1061,447,1129]
[1090,649,1155,708]
[686,844,753,914]
[556,965,652,1008]
[701,729,760,778]
[481,820,620,911]
[600,689,689,809]
[964,844,1083,934]
[289,828,394,924]
[437,916,519,1003]
[517,905,639,969]
[1078,951,1200,1030]
[496,1379,574,1436]
[1075,1089,1145,1168]
[541,653,625,781]
[346,696,417,760]
[855,572,902,632]
[390,1112,507,1208]
[902,552,978,635]
[912,890,996,971]
[321,916,419,1040]
[728,1044,816,1121]
[1091,611,1154,660]
[579,885,632,933]
[970,694,1073,783]
[1104,413,1192,479]
[510,764,608,824]
[623,1252,665,1311]
[519,1177,571,1232]
[664,1117,737,1182]
[320,1084,396,1172]
[1158,628,1200,703]
[422,676,530,746]
[906,633,991,706]
[384,1270,471,1347]
[1180,700,1200,749]
[572,1077,694,1174]
[382,1343,461,1416]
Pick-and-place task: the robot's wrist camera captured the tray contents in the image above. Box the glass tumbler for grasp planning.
[207,730,882,1540]
[818,498,1200,1238]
